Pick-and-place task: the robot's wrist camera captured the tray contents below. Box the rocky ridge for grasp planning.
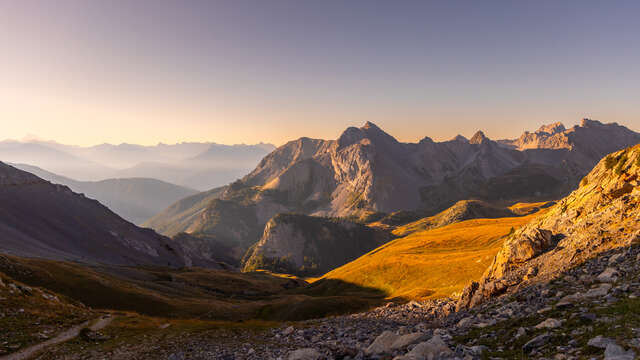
[457,144,640,310]
[242,213,391,276]
[148,119,640,262]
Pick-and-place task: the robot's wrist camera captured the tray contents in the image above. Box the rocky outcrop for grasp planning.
[458,144,640,309]
[149,119,640,262]
[242,214,391,276]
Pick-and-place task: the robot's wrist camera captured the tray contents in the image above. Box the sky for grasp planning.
[1,0,639,146]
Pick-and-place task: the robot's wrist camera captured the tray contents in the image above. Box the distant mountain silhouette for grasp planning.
[0,140,275,190]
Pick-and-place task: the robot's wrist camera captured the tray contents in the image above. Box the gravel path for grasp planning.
[0,315,113,360]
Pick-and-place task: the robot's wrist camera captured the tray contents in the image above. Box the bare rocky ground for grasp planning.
[31,244,639,360]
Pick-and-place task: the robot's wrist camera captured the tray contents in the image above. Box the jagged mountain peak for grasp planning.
[451,134,468,142]
[469,130,489,144]
[580,117,604,127]
[536,122,566,135]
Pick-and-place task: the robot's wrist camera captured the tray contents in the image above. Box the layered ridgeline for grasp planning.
[457,144,640,310]
[242,214,391,276]
[11,163,197,225]
[0,140,275,190]
[148,119,640,263]
[0,162,187,267]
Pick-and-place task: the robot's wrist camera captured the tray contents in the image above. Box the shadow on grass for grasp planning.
[0,254,399,322]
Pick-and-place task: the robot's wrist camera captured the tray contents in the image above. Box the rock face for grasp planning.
[149,119,640,261]
[458,143,640,309]
[242,214,391,276]
[0,162,187,267]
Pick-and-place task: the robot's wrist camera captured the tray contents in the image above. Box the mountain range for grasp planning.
[0,140,275,190]
[147,118,640,266]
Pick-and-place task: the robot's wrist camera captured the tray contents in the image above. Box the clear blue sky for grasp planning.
[1,0,639,146]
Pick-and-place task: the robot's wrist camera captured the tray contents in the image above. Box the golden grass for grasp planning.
[322,211,545,300]
[508,201,553,215]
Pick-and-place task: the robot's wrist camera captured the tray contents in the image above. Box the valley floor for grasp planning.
[19,244,640,360]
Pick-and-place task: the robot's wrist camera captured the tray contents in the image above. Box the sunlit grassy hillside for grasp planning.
[321,210,546,300]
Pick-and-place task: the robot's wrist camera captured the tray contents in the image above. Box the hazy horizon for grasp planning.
[2,1,639,146]
[3,117,631,148]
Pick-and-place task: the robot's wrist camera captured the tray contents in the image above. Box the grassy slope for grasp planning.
[0,255,384,323]
[322,210,545,300]
[0,271,94,355]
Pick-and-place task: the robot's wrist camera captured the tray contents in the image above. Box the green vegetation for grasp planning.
[614,152,628,175]
[580,176,588,187]
[0,255,386,323]
[604,154,617,169]
[454,295,640,359]
[0,271,94,355]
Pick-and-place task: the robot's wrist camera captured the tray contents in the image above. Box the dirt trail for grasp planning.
[0,315,114,360]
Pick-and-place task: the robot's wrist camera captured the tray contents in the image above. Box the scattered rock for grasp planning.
[534,318,562,329]
[523,333,551,352]
[390,332,428,350]
[287,348,322,360]
[403,335,453,359]
[604,343,636,360]
[365,330,399,355]
[588,335,616,349]
[597,268,620,283]
[584,283,612,298]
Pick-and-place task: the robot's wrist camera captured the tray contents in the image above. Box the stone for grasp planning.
[523,333,551,352]
[167,353,185,360]
[282,326,295,336]
[404,335,454,360]
[608,253,624,264]
[588,335,616,349]
[365,330,400,355]
[391,332,429,350]
[287,348,322,360]
[597,268,620,283]
[557,293,581,307]
[515,327,527,338]
[456,317,474,328]
[468,345,488,355]
[604,343,636,360]
[584,283,612,298]
[535,318,563,329]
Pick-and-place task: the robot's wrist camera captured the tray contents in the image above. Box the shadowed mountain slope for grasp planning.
[0,162,186,267]
[242,213,392,276]
[11,163,198,224]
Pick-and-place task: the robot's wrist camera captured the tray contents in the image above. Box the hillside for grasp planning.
[148,119,639,261]
[383,200,519,237]
[11,163,197,224]
[320,209,545,300]
[242,213,391,276]
[0,268,95,356]
[457,143,640,309]
[0,162,186,267]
